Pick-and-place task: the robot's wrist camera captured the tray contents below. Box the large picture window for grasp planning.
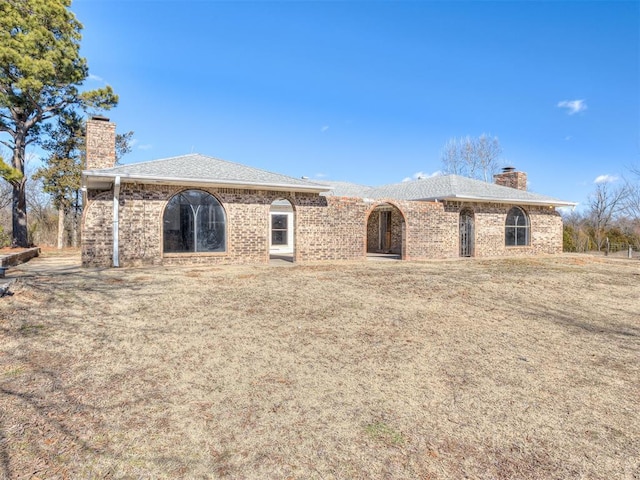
[163,190,226,253]
[505,206,529,246]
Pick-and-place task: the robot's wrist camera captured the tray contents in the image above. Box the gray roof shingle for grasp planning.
[315,181,373,198]
[84,154,575,206]
[314,175,573,206]
[83,154,329,192]
[365,175,574,206]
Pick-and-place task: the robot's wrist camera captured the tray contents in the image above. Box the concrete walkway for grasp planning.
[4,251,298,280]
[3,252,83,279]
[1,250,427,281]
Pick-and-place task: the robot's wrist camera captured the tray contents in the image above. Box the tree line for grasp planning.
[563,168,640,253]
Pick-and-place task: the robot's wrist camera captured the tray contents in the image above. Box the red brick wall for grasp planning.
[296,196,368,262]
[81,191,114,267]
[82,186,369,267]
[401,200,459,259]
[85,118,116,170]
[82,184,564,267]
[443,201,563,257]
[493,171,528,190]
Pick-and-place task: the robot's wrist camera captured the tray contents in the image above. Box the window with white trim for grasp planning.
[505,207,529,246]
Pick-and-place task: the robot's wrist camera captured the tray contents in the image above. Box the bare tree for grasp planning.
[440,134,503,181]
[25,163,57,246]
[562,210,587,252]
[0,176,10,210]
[623,164,640,222]
[588,182,629,250]
[625,181,640,221]
[475,134,503,182]
[441,138,466,176]
[461,136,477,179]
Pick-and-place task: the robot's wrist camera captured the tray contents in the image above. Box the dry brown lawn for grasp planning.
[1,253,639,479]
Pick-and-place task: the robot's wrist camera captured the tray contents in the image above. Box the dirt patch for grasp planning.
[0,255,638,479]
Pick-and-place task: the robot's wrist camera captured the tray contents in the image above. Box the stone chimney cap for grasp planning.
[502,166,516,173]
[90,115,110,122]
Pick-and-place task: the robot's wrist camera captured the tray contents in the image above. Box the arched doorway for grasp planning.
[269,199,295,260]
[459,208,475,257]
[366,203,405,259]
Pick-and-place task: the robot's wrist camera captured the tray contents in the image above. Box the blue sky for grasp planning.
[72,0,639,210]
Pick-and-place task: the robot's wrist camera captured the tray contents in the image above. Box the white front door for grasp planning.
[270,212,294,254]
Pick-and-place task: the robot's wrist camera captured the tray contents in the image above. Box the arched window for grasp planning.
[505,207,529,246]
[163,190,226,253]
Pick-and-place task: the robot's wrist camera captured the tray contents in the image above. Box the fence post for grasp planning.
[605,237,610,256]
[629,245,633,259]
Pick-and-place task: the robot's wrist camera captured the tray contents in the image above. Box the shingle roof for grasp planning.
[315,180,374,198]
[83,154,575,206]
[83,154,329,193]
[365,175,575,206]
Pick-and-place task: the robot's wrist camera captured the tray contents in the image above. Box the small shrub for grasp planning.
[0,225,9,248]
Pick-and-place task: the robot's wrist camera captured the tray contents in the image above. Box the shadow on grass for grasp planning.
[524,303,639,339]
[0,267,177,477]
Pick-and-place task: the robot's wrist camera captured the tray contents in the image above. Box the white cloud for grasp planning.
[557,99,587,115]
[315,173,327,178]
[130,138,152,151]
[321,125,329,132]
[402,170,442,182]
[88,73,105,83]
[594,174,618,184]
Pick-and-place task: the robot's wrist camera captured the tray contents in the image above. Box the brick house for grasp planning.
[81,117,576,267]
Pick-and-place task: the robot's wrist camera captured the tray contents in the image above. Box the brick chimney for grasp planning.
[494,166,527,191]
[86,116,116,170]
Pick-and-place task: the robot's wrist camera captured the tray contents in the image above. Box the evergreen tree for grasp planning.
[33,113,133,248]
[0,0,117,246]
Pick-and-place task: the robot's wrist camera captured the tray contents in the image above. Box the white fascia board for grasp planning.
[82,172,330,193]
[433,194,578,208]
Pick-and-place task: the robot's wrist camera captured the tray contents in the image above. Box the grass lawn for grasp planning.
[1,254,638,479]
